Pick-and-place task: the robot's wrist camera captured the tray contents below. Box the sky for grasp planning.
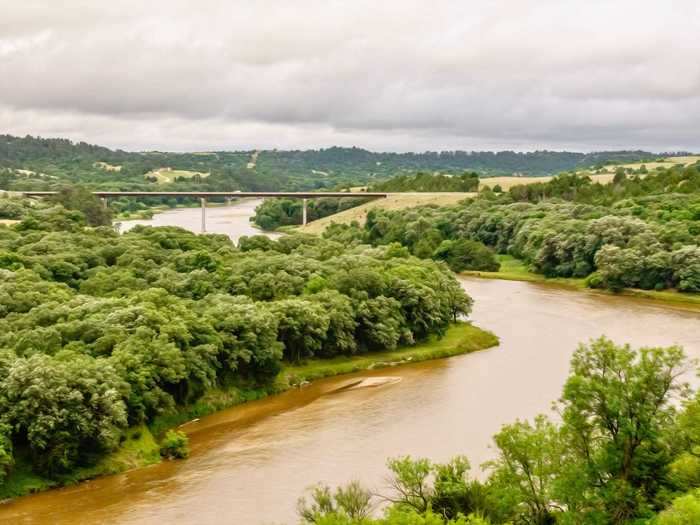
[1,0,699,153]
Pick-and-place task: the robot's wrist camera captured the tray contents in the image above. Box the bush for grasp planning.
[657,489,700,524]
[433,239,500,273]
[159,430,190,459]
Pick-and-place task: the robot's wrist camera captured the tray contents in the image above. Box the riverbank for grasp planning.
[0,322,497,502]
[463,255,700,310]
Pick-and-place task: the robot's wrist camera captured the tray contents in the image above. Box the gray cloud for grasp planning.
[1,0,699,152]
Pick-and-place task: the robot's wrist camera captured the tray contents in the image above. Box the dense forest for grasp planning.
[0,135,671,198]
[0,200,472,486]
[296,337,700,524]
[323,162,700,293]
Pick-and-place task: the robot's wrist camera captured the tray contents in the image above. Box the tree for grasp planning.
[593,245,643,291]
[0,352,128,475]
[557,337,689,523]
[486,416,562,524]
[0,423,13,483]
[298,481,374,524]
[433,239,500,273]
[270,299,330,362]
[51,186,112,226]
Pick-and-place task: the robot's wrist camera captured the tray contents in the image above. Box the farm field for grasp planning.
[145,167,210,184]
[93,162,122,172]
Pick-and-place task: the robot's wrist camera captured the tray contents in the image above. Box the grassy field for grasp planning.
[0,322,497,500]
[479,155,700,190]
[463,255,700,310]
[298,192,476,234]
[479,172,618,190]
[145,167,210,184]
[594,155,700,173]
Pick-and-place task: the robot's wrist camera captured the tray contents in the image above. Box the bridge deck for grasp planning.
[21,191,389,198]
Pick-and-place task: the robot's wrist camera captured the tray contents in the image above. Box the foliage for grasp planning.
[0,208,472,480]
[485,415,562,524]
[433,240,500,272]
[1,134,665,198]
[0,352,128,475]
[656,489,700,524]
[333,163,700,293]
[50,186,112,226]
[557,338,688,522]
[298,481,374,524]
[0,424,13,483]
[370,172,479,193]
[302,338,698,525]
[253,196,370,230]
[159,430,190,459]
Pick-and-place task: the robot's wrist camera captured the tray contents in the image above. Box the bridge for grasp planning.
[21,191,389,231]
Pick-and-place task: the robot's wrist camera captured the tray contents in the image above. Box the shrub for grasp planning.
[159,430,190,459]
[433,239,500,273]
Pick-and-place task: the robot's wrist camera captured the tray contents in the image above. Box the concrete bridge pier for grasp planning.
[224,197,232,207]
[101,196,107,208]
[302,198,308,226]
[200,197,207,233]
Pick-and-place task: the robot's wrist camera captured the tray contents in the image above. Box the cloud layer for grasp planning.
[1,0,699,152]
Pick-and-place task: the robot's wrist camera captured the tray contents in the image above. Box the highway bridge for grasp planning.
[21,191,389,231]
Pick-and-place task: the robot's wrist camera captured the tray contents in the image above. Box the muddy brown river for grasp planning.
[1,202,699,524]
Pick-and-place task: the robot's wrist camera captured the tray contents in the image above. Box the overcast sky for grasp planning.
[1,1,699,153]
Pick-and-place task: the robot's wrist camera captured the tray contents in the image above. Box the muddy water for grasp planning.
[1,206,699,525]
[118,198,280,243]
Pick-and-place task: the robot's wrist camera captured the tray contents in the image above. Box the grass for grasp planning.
[589,155,700,174]
[463,255,700,310]
[276,322,498,387]
[298,192,476,234]
[0,322,496,501]
[145,167,210,184]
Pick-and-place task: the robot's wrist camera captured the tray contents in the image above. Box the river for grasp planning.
[1,202,699,525]
[117,198,280,243]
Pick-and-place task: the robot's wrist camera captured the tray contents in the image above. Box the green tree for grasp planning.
[298,481,374,524]
[51,186,112,226]
[557,337,689,523]
[0,352,128,475]
[270,299,330,362]
[433,239,500,272]
[486,415,562,524]
[0,423,13,483]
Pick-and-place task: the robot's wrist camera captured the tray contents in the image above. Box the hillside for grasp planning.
[0,135,679,195]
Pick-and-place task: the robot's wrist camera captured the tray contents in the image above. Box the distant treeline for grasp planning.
[0,134,680,197]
